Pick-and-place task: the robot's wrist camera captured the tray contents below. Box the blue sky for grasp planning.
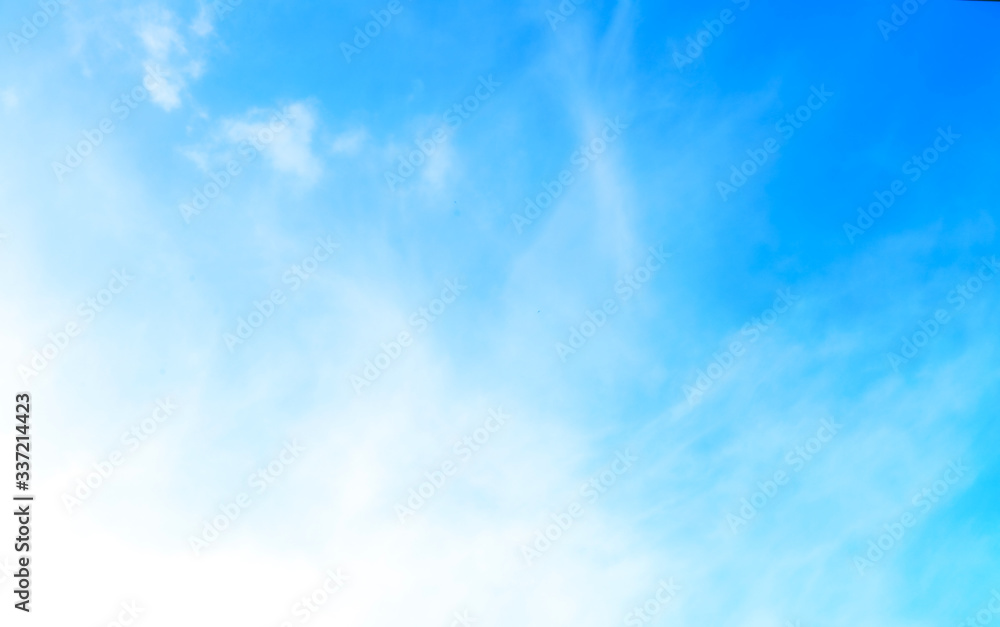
[1,0,999,625]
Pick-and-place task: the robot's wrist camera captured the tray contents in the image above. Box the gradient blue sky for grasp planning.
[2,0,999,625]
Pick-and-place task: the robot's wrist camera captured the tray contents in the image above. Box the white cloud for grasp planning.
[263,103,323,182]
[331,128,369,155]
[223,102,322,182]
[133,8,210,112]
[187,101,324,184]
[138,20,186,58]
[1,88,17,110]
[190,4,215,37]
[143,61,183,111]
